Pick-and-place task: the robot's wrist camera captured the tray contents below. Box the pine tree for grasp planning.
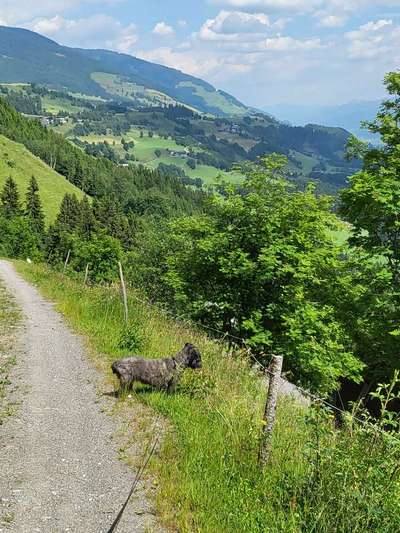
[0,176,22,219]
[79,196,96,238]
[56,193,81,232]
[25,176,45,234]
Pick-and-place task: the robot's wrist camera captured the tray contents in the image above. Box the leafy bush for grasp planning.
[72,232,123,283]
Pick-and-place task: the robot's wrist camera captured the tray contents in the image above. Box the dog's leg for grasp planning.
[166,374,179,394]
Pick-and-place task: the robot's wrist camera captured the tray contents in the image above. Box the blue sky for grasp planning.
[1,0,399,108]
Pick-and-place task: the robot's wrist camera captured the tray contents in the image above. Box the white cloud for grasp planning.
[27,14,138,53]
[210,0,322,13]
[152,22,175,36]
[264,36,322,51]
[137,47,222,78]
[212,0,400,12]
[319,15,347,27]
[0,0,124,25]
[198,10,272,42]
[198,11,271,41]
[345,18,400,60]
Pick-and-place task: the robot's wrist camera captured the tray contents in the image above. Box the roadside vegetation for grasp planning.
[16,262,400,532]
[0,280,20,424]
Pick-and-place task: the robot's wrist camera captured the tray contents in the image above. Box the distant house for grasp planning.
[22,114,53,126]
[167,148,190,158]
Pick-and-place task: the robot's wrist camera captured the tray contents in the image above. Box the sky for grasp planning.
[0,0,399,108]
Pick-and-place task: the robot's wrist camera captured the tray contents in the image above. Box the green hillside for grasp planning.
[0,26,250,117]
[0,135,84,223]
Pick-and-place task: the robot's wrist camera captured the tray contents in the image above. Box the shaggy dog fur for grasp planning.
[111,343,202,392]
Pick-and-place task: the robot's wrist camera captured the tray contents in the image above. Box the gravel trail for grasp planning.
[0,261,159,533]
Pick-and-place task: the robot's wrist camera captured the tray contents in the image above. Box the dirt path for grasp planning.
[0,261,159,533]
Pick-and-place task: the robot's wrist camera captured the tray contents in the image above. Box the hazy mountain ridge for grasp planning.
[267,101,381,140]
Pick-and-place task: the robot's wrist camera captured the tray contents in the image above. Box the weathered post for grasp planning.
[63,249,71,275]
[118,261,129,325]
[84,263,90,286]
[259,355,283,467]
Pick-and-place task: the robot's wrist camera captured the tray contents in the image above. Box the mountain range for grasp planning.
[267,101,381,141]
[0,26,248,117]
[0,25,362,193]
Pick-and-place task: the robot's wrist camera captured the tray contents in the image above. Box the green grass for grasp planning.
[41,95,84,115]
[78,129,244,185]
[15,261,400,533]
[0,135,85,223]
[147,156,243,185]
[177,81,247,116]
[291,150,319,175]
[0,279,20,424]
[91,72,179,108]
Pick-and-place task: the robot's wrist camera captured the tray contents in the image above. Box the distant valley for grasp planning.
[0,25,362,193]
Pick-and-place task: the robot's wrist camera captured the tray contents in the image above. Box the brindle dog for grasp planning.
[111,343,202,393]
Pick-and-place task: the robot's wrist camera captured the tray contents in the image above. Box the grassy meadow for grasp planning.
[79,129,243,185]
[15,261,400,533]
[0,135,85,223]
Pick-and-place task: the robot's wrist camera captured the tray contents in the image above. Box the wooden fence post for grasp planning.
[259,355,283,467]
[118,261,129,325]
[84,263,90,286]
[63,249,71,275]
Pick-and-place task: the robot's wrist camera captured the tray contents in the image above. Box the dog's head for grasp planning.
[183,343,202,369]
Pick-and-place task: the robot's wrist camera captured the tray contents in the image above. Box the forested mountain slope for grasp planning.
[0,135,84,222]
[0,26,249,116]
[0,98,203,217]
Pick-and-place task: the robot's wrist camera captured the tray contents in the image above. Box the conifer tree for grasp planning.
[79,196,96,238]
[25,175,45,234]
[56,193,81,232]
[0,176,22,219]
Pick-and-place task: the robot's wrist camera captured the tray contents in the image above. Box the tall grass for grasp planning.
[16,262,400,532]
[0,279,21,423]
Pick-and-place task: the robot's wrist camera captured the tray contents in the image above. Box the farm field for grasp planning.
[41,95,84,115]
[78,128,244,184]
[0,135,85,223]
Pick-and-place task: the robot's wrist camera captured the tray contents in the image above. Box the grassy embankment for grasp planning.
[0,135,85,223]
[0,280,20,424]
[15,262,400,532]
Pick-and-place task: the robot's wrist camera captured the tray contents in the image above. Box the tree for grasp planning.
[341,72,400,284]
[25,175,45,234]
[187,158,196,170]
[72,232,122,283]
[1,176,22,219]
[79,196,96,238]
[340,71,400,384]
[56,193,81,232]
[130,154,364,394]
